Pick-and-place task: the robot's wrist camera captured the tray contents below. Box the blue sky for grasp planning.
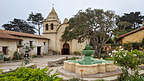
[0,0,144,27]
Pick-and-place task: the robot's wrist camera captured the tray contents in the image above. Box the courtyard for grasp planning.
[0,55,121,81]
[1,54,144,81]
[1,0,144,81]
[0,55,75,70]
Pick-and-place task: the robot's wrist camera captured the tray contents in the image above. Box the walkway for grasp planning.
[0,55,76,70]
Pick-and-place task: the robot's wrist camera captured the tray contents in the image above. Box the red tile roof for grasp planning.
[117,26,144,40]
[0,30,49,40]
[0,31,22,40]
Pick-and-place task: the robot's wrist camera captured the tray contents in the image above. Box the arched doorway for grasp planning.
[62,43,70,55]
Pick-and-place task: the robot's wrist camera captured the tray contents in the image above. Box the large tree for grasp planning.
[2,18,35,34]
[62,8,118,58]
[27,12,44,35]
[114,21,132,37]
[117,12,144,30]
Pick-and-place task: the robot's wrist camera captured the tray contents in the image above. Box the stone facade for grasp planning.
[43,7,87,55]
[122,30,144,44]
[118,27,144,44]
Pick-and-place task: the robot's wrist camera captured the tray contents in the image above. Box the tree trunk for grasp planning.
[98,47,102,58]
[94,49,98,58]
[94,47,102,59]
[38,25,41,35]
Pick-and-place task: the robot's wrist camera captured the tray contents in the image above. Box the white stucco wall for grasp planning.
[16,37,49,56]
[43,34,56,51]
[0,37,49,58]
[0,39,18,58]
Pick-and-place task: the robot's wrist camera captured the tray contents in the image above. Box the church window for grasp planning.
[18,40,23,46]
[51,23,54,30]
[2,46,8,55]
[43,42,46,45]
[29,41,33,47]
[46,24,48,30]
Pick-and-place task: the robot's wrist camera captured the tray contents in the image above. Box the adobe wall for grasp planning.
[122,30,144,44]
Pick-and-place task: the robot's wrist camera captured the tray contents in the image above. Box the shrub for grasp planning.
[32,55,37,58]
[142,38,144,49]
[52,50,58,55]
[113,49,144,81]
[4,57,10,61]
[126,75,144,81]
[113,49,144,70]
[68,57,79,60]
[95,80,105,81]
[104,57,113,61]
[73,51,81,55]
[68,78,81,81]
[0,67,62,81]
[123,43,132,50]
[132,42,141,50]
[100,51,109,59]
[141,58,144,64]
[117,75,144,81]
[0,69,2,74]
[123,42,141,50]
[0,54,4,60]
[13,51,21,60]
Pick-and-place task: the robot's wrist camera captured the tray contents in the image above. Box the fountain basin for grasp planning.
[64,61,116,75]
[63,44,117,75]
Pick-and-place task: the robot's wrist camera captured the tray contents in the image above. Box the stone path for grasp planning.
[0,55,76,70]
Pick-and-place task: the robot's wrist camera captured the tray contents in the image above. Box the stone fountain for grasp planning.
[59,44,120,78]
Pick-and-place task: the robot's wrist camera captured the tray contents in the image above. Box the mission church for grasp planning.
[42,7,87,55]
[0,7,87,58]
[3,7,144,57]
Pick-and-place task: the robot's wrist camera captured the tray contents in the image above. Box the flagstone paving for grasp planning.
[0,55,76,70]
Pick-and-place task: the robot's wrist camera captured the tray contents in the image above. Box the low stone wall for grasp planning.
[64,61,117,75]
[48,57,66,67]
[64,61,76,72]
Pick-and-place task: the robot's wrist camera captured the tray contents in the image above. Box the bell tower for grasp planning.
[43,7,61,34]
[43,7,61,51]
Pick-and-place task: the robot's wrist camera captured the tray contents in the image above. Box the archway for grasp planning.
[61,43,70,55]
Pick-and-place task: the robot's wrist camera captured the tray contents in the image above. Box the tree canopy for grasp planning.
[62,8,118,58]
[113,12,144,38]
[117,12,144,30]
[2,18,35,34]
[27,12,44,35]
